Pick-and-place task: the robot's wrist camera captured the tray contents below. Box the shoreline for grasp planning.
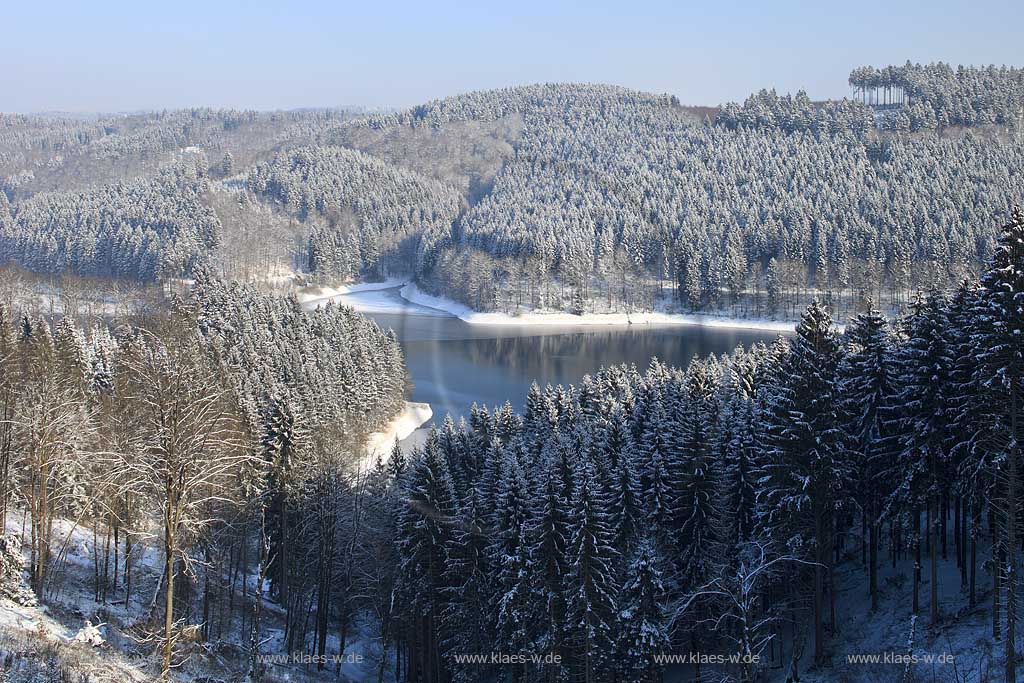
[398,283,799,333]
[295,277,411,307]
[361,401,433,469]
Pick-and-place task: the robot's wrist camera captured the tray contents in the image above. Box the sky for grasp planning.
[3,0,1023,113]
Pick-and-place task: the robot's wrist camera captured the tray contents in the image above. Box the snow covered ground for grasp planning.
[296,278,411,307]
[296,278,817,333]
[361,401,433,468]
[762,543,997,683]
[399,283,800,332]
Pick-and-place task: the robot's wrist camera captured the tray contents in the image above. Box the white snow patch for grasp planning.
[361,402,432,468]
[400,284,800,332]
[296,277,411,306]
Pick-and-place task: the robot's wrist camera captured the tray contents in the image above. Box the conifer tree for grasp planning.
[888,291,952,624]
[565,460,619,683]
[615,539,669,683]
[971,206,1024,682]
[757,301,847,663]
[490,445,533,682]
[396,435,459,683]
[838,305,897,611]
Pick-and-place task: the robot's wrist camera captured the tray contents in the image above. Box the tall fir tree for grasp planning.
[565,459,619,683]
[971,206,1024,681]
[839,305,897,612]
[615,539,669,683]
[756,301,848,663]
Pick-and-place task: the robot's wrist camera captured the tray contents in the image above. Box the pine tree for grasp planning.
[615,540,669,683]
[396,436,459,682]
[526,449,573,680]
[971,206,1024,682]
[947,280,987,606]
[565,460,619,683]
[609,440,641,570]
[888,291,952,625]
[838,305,897,611]
[668,359,723,593]
[443,483,493,683]
[490,445,533,682]
[757,301,847,663]
[260,395,303,602]
[718,345,765,553]
[635,390,673,543]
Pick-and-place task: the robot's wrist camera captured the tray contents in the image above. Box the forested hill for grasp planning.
[1,65,1023,320]
[371,79,1024,320]
[0,108,365,197]
[0,155,218,280]
[246,145,464,281]
[849,62,1024,130]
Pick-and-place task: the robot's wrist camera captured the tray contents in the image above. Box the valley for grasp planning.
[0,51,1022,683]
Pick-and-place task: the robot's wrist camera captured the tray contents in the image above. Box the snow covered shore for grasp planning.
[297,278,806,333]
[362,401,433,466]
[399,283,798,333]
[296,277,410,306]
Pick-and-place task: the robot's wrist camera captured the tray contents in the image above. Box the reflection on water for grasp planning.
[340,287,785,427]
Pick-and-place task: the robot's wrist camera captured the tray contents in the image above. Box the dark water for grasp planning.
[331,287,783,428]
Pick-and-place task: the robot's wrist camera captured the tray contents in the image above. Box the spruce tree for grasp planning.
[396,436,459,682]
[972,206,1024,682]
[565,459,619,683]
[757,301,847,663]
[838,305,897,611]
[615,539,669,683]
[888,291,952,625]
[490,445,533,681]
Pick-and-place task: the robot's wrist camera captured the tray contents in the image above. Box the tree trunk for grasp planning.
[971,502,978,608]
[249,511,269,683]
[930,495,939,624]
[1005,386,1018,683]
[961,499,969,589]
[941,494,948,561]
[162,505,176,680]
[814,507,825,663]
[861,508,867,565]
[913,508,920,614]
[869,514,878,612]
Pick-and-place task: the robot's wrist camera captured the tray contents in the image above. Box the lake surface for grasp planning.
[333,287,785,431]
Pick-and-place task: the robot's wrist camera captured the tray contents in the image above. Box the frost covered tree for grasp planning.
[838,305,897,611]
[971,206,1024,681]
[757,301,848,663]
[615,539,668,683]
[115,320,253,679]
[565,460,619,683]
[888,291,953,624]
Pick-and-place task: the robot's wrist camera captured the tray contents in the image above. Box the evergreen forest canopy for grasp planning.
[0,63,1020,320]
[376,207,1024,682]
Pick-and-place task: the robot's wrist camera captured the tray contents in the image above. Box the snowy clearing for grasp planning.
[399,283,801,332]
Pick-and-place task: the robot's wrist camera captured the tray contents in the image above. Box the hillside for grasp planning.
[3,68,1023,324]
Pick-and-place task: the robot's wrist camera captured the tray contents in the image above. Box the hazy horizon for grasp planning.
[4,0,1024,114]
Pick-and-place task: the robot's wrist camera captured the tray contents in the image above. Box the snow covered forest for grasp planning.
[374,207,1024,682]
[0,271,407,681]
[0,60,1022,682]
[1,64,1022,322]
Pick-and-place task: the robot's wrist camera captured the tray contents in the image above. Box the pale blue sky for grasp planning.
[3,0,1022,113]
